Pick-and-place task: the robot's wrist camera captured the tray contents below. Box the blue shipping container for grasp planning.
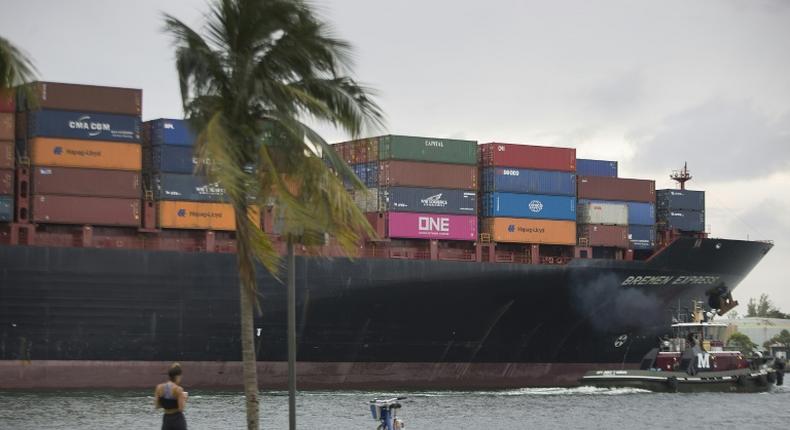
[658,209,705,232]
[628,225,656,250]
[482,167,576,196]
[154,173,228,202]
[576,159,618,177]
[657,189,705,212]
[148,145,201,174]
[578,199,655,225]
[27,109,141,143]
[147,118,197,147]
[0,195,13,221]
[482,192,576,220]
[347,162,379,189]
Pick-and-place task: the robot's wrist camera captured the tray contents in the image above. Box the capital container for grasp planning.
[0,196,12,221]
[147,118,197,146]
[379,160,477,190]
[0,113,13,140]
[154,173,228,202]
[576,159,618,177]
[26,110,141,143]
[31,167,141,198]
[577,176,655,203]
[378,135,477,165]
[18,82,142,116]
[481,217,576,245]
[0,141,13,169]
[30,138,142,171]
[386,212,477,241]
[577,224,629,248]
[0,90,14,112]
[658,209,705,232]
[381,186,477,215]
[32,195,141,227]
[482,192,576,221]
[158,200,260,231]
[481,167,576,196]
[0,169,12,194]
[146,145,202,174]
[628,224,656,250]
[577,200,628,225]
[479,143,576,172]
[657,189,705,212]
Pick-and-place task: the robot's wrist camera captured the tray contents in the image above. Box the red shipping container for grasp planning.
[31,166,141,198]
[0,113,13,140]
[577,176,655,203]
[0,141,13,169]
[578,224,629,248]
[0,90,14,112]
[32,195,141,227]
[479,142,576,172]
[379,160,477,190]
[0,169,12,194]
[22,82,142,116]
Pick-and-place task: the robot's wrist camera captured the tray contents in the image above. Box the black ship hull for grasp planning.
[0,237,772,389]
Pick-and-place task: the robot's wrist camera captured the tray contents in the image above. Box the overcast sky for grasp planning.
[2,0,788,310]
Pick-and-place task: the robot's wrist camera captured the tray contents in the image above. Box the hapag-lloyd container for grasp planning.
[32,195,141,226]
[576,159,618,178]
[387,212,477,241]
[481,167,576,196]
[378,135,477,165]
[382,186,477,215]
[482,217,576,245]
[158,201,260,231]
[629,225,656,250]
[658,209,705,232]
[31,167,141,198]
[379,160,477,190]
[30,138,142,171]
[27,110,141,142]
[0,141,13,169]
[577,224,629,248]
[1,169,15,195]
[147,118,197,146]
[577,176,655,203]
[482,192,576,221]
[0,113,13,140]
[0,196,13,221]
[577,200,628,226]
[19,82,142,116]
[657,189,705,212]
[479,143,576,172]
[154,173,228,202]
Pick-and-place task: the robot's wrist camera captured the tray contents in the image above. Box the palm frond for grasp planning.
[0,36,37,89]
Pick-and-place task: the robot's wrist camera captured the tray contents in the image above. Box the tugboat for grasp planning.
[581,303,777,393]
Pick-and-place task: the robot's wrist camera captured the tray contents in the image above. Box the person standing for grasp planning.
[155,363,188,430]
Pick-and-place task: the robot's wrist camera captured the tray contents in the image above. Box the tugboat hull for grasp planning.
[581,369,775,393]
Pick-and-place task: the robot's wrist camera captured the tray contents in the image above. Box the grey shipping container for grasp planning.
[352,188,381,212]
[577,200,628,226]
[0,195,12,221]
[19,82,142,116]
[658,209,705,232]
[657,189,705,212]
[154,173,228,202]
[0,140,14,169]
[31,167,141,199]
[381,186,477,215]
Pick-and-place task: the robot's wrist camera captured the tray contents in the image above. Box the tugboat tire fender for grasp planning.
[757,374,768,386]
[736,375,748,387]
[666,376,679,393]
[767,371,777,384]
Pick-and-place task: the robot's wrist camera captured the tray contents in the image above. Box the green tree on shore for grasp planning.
[746,294,790,319]
[164,1,382,428]
[727,332,758,356]
[0,36,36,89]
[764,329,790,351]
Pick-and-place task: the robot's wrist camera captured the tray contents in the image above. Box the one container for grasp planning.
[0,90,14,112]
[147,145,202,174]
[379,160,477,190]
[19,82,142,116]
[26,110,141,143]
[479,143,576,172]
[482,192,576,221]
[31,167,141,198]
[481,167,576,196]
[32,195,141,227]
[481,217,576,245]
[628,225,656,250]
[30,138,142,171]
[147,118,197,146]
[657,189,705,212]
[381,186,477,215]
[154,173,228,202]
[158,201,259,231]
[577,224,629,248]
[576,159,618,178]
[577,200,628,226]
[0,195,13,222]
[577,176,655,203]
[0,113,14,140]
[658,210,705,232]
[378,135,477,165]
[0,169,14,194]
[386,212,477,241]
[0,141,13,169]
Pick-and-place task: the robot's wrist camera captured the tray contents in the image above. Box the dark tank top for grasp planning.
[159,382,180,410]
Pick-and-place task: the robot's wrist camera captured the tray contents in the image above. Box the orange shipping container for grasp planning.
[30,138,141,171]
[158,201,260,231]
[482,217,576,245]
[0,113,13,140]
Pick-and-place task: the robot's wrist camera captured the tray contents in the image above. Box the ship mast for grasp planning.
[670,162,692,190]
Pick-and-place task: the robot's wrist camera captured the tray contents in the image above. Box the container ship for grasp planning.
[0,83,773,389]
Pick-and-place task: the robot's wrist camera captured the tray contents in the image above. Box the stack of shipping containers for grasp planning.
[0,90,14,222]
[16,82,143,227]
[656,189,705,232]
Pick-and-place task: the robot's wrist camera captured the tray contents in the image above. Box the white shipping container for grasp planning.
[352,187,381,212]
[577,201,628,226]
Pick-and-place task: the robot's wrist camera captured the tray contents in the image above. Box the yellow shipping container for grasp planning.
[30,137,141,171]
[158,201,260,231]
[482,217,576,245]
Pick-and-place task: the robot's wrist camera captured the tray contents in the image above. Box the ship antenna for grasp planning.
[670,162,692,190]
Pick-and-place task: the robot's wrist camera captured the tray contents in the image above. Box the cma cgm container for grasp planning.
[0,141,14,169]
[154,173,227,202]
[32,195,141,227]
[482,192,576,221]
[18,82,142,116]
[0,196,12,221]
[657,189,705,212]
[481,167,575,196]
[29,138,142,171]
[158,201,259,231]
[629,225,656,250]
[379,160,477,190]
[26,110,141,143]
[577,200,628,226]
[381,186,477,215]
[482,218,576,245]
[0,169,12,194]
[658,210,705,232]
[576,159,618,178]
[31,167,141,199]
[386,212,477,241]
[378,135,477,165]
[147,145,200,174]
[0,113,13,140]
[578,224,629,248]
[147,118,197,146]
[479,143,576,172]
[577,176,655,203]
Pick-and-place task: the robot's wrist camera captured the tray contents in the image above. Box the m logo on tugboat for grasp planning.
[697,353,711,369]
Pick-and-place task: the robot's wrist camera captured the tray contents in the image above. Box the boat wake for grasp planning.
[412,386,651,397]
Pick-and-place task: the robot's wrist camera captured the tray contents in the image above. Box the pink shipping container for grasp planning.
[0,169,12,194]
[577,176,655,203]
[479,143,576,172]
[387,212,477,241]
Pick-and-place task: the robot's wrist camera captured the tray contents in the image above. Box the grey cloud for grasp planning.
[581,69,645,115]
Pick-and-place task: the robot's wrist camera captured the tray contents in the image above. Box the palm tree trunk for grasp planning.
[287,237,297,430]
[240,278,260,430]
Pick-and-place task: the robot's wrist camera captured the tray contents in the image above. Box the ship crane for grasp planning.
[671,162,692,190]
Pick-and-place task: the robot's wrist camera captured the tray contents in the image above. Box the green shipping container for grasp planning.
[378,135,477,165]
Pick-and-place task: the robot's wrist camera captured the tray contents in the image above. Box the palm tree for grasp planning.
[0,36,37,90]
[164,1,382,428]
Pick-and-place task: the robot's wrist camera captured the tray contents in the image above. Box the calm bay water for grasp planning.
[1,386,788,429]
